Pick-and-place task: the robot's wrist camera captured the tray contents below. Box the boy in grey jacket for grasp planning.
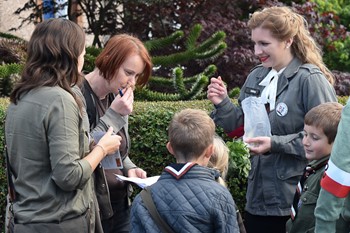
[130,109,239,233]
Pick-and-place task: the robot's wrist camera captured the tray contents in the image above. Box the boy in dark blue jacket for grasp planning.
[130,108,239,233]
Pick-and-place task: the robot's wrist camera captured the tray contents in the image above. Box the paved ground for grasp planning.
[0,0,35,41]
[0,0,93,44]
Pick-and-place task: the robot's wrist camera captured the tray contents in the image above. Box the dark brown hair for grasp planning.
[10,18,85,106]
[304,102,343,143]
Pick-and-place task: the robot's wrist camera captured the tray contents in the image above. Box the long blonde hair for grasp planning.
[208,135,229,187]
[248,6,334,85]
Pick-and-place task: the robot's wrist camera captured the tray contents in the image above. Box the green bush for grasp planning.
[129,100,250,213]
[337,96,349,105]
[1,96,350,231]
[0,64,23,97]
[0,98,250,232]
[324,37,350,72]
[129,100,215,174]
[312,0,350,28]
[226,140,250,213]
[0,98,9,233]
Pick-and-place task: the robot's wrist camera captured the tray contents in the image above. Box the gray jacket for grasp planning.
[211,57,337,216]
[130,164,239,233]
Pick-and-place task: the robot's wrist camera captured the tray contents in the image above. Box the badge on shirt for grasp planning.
[276,102,288,116]
[245,87,260,96]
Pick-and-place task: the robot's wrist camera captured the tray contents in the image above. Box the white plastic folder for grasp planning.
[115,174,160,189]
[92,131,123,169]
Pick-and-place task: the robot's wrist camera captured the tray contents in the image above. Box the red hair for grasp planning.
[95,34,152,86]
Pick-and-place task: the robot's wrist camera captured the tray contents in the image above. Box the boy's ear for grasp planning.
[204,144,214,159]
[200,144,214,167]
[166,142,175,156]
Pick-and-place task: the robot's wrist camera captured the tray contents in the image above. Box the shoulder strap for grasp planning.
[81,79,97,129]
[235,204,247,233]
[140,187,175,233]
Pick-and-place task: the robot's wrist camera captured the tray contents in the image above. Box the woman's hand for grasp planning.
[128,167,147,178]
[110,87,134,116]
[207,76,228,105]
[97,127,122,156]
[244,136,271,155]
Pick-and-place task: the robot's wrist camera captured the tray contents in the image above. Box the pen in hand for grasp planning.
[118,88,124,97]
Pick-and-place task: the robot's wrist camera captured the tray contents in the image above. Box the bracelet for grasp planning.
[95,144,107,156]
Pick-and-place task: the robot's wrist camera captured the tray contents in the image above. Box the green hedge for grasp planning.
[0,98,250,232]
[2,96,348,232]
[0,98,9,233]
[130,100,217,173]
[129,100,250,212]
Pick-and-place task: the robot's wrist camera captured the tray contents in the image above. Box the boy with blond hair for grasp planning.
[130,108,239,233]
[286,102,343,233]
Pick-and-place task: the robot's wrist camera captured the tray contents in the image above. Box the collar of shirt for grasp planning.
[259,67,286,111]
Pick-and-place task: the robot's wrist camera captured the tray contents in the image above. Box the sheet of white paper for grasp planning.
[115,174,160,189]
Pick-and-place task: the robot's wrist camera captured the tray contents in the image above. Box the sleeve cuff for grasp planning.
[315,219,337,233]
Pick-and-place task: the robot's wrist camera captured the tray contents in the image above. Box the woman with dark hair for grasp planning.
[5,18,121,233]
[76,34,152,233]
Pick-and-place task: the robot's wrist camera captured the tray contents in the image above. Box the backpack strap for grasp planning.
[140,187,175,233]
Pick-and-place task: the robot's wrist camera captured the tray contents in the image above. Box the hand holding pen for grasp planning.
[118,88,124,97]
[110,86,134,116]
